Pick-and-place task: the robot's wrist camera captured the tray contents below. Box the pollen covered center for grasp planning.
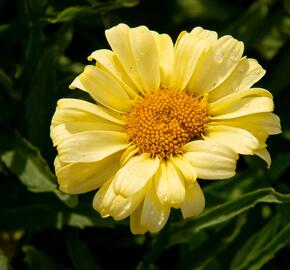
[126,89,208,158]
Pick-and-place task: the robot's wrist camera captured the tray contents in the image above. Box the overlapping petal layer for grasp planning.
[51,24,281,235]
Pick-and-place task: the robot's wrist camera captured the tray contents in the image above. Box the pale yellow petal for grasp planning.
[170,156,197,183]
[93,178,146,221]
[209,58,266,102]
[141,182,170,233]
[209,113,281,135]
[175,30,188,47]
[190,26,218,41]
[209,88,272,114]
[69,76,85,91]
[119,143,139,166]
[88,49,119,73]
[183,140,238,179]
[87,49,139,98]
[51,98,124,128]
[130,204,148,235]
[78,65,132,113]
[91,179,112,218]
[187,35,244,95]
[208,114,279,149]
[170,33,207,90]
[54,156,62,173]
[154,160,185,207]
[205,125,260,155]
[129,26,160,93]
[152,32,174,86]
[57,130,129,163]
[105,23,143,91]
[51,122,124,146]
[246,113,281,135]
[56,152,122,194]
[254,148,271,168]
[113,154,160,197]
[181,181,205,219]
[209,88,274,120]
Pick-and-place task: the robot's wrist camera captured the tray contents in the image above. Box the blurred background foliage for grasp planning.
[0,0,290,269]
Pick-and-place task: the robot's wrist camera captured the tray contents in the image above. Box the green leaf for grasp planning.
[175,0,240,21]
[230,220,290,270]
[268,153,290,180]
[191,215,247,270]
[0,250,12,270]
[0,24,11,34]
[23,246,68,270]
[66,229,103,270]
[230,215,280,269]
[47,6,93,23]
[0,133,77,207]
[0,134,56,192]
[25,46,58,151]
[267,44,290,95]
[224,0,271,44]
[168,188,290,246]
[0,69,12,92]
[48,1,139,23]
[86,0,139,8]
[0,183,114,230]
[253,12,290,60]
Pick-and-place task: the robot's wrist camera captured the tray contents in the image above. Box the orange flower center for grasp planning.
[126,89,208,158]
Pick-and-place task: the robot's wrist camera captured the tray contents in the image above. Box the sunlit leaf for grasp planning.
[0,134,77,207]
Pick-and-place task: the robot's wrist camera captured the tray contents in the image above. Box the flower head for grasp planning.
[51,24,281,234]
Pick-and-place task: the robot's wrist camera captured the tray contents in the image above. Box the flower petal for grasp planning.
[88,49,139,98]
[141,182,170,233]
[187,35,244,95]
[51,122,124,147]
[152,32,174,86]
[170,156,197,183]
[56,152,122,194]
[113,154,160,197]
[129,26,160,93]
[105,23,143,91]
[183,140,238,179]
[93,178,146,221]
[209,58,266,102]
[78,65,132,113]
[130,204,148,235]
[181,181,205,219]
[57,130,129,163]
[205,125,260,154]
[154,160,185,207]
[207,113,281,149]
[254,148,271,168]
[209,88,274,119]
[119,143,139,166]
[51,98,124,128]
[170,32,208,90]
[171,26,218,90]
[209,113,281,135]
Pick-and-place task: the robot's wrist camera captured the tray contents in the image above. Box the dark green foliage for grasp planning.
[0,0,289,269]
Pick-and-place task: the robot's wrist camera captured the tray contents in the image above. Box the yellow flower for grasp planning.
[51,24,281,234]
